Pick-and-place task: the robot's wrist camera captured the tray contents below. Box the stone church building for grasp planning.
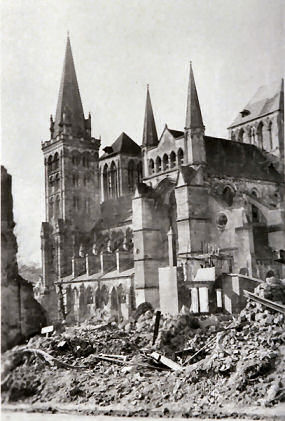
[35,36,285,322]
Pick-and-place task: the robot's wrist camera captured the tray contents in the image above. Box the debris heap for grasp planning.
[2,281,285,416]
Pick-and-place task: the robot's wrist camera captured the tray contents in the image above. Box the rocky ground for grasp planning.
[2,281,285,418]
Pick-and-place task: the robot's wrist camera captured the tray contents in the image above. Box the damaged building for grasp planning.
[1,166,46,351]
[35,36,285,323]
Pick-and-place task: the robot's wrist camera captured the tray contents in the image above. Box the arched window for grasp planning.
[72,152,80,166]
[257,122,264,149]
[177,149,184,165]
[222,186,234,206]
[170,151,176,168]
[73,196,80,211]
[49,198,54,218]
[137,161,143,184]
[231,131,236,141]
[251,189,259,198]
[48,155,53,173]
[156,156,162,172]
[110,161,118,198]
[82,154,90,168]
[83,174,90,186]
[55,196,60,218]
[238,128,244,143]
[251,127,256,145]
[252,204,260,223]
[268,121,273,150]
[55,173,60,190]
[128,160,135,192]
[149,159,155,174]
[162,154,169,171]
[103,164,108,200]
[85,198,90,214]
[53,152,59,171]
[72,174,79,187]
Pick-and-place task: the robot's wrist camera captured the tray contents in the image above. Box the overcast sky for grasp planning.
[2,0,284,266]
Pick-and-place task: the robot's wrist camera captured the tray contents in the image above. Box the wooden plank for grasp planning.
[41,326,54,335]
[150,352,183,371]
[244,290,285,314]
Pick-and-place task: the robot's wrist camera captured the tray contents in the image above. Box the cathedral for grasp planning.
[36,36,285,323]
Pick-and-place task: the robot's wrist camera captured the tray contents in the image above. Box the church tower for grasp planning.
[40,36,101,314]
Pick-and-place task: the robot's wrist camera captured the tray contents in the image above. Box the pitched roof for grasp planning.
[228,79,284,128]
[204,136,282,182]
[100,132,141,159]
[54,36,86,138]
[185,62,204,129]
[142,86,158,147]
[168,129,184,138]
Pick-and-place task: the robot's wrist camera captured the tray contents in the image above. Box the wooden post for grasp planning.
[152,310,161,345]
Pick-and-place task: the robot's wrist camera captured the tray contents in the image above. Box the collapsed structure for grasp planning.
[1,166,46,351]
[35,36,285,323]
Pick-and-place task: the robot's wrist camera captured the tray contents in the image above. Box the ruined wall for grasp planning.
[63,276,135,323]
[207,176,284,278]
[1,166,46,352]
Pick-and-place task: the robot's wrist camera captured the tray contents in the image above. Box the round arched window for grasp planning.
[216,213,228,230]
[222,186,234,206]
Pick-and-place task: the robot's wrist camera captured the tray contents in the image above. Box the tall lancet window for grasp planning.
[110,161,117,198]
[257,122,264,149]
[268,121,273,150]
[128,160,135,192]
[177,148,184,165]
[103,164,108,200]
[137,161,143,184]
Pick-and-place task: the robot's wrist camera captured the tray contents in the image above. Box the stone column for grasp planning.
[132,191,162,308]
[167,227,174,267]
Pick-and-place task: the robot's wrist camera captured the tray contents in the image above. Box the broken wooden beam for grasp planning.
[150,352,183,371]
[152,310,161,345]
[243,290,285,314]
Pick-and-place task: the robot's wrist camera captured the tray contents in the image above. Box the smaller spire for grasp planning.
[185,62,204,130]
[142,85,158,147]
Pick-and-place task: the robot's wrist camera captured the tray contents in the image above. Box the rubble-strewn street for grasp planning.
[2,281,285,418]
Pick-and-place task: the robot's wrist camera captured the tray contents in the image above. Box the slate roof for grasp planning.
[204,136,282,182]
[54,36,86,137]
[60,267,134,283]
[100,132,141,159]
[185,62,204,129]
[228,79,283,128]
[168,129,184,138]
[142,86,158,147]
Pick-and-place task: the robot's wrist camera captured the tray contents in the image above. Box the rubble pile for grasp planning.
[2,281,285,416]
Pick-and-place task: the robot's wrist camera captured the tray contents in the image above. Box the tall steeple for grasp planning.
[142,85,158,148]
[53,34,86,138]
[185,62,204,130]
[184,62,206,165]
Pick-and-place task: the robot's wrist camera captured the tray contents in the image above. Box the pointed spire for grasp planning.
[54,35,86,138]
[185,62,204,130]
[142,85,158,147]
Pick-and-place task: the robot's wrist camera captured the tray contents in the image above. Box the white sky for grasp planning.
[1,0,284,266]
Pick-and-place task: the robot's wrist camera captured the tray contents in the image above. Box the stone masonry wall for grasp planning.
[1,166,46,352]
